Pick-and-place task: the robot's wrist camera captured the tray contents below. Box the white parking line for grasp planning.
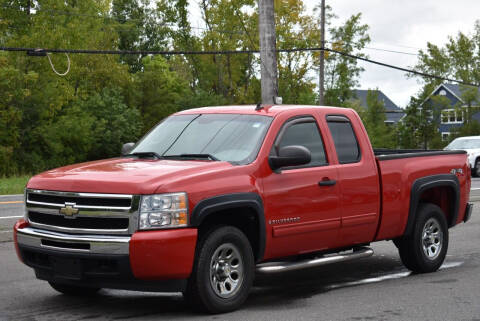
[0,216,22,219]
[326,261,463,290]
[471,188,480,191]
[0,230,12,233]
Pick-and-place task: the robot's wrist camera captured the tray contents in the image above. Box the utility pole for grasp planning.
[318,0,326,105]
[258,0,278,105]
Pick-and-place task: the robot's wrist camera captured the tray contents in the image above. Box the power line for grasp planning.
[363,46,417,56]
[369,41,422,51]
[0,45,476,87]
[324,40,418,56]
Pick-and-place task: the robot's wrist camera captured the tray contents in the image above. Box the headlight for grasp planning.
[139,193,188,230]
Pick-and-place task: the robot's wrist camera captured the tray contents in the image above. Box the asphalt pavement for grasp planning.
[0,182,480,320]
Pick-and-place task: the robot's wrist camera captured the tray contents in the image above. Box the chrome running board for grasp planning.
[256,247,374,274]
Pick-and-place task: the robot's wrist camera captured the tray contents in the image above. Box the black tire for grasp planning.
[397,203,448,273]
[184,226,254,314]
[48,281,100,296]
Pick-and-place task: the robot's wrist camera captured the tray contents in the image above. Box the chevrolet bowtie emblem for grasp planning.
[60,202,79,217]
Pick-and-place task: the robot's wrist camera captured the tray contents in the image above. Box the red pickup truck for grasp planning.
[14,105,472,313]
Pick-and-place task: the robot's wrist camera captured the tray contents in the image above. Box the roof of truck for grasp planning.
[175,105,350,117]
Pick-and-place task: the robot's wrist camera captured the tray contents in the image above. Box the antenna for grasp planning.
[255,103,264,111]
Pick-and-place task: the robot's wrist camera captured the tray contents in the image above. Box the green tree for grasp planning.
[409,21,480,148]
[75,88,143,159]
[361,90,395,148]
[324,13,370,106]
[196,0,258,102]
[0,0,375,177]
[414,23,480,85]
[0,53,37,175]
[275,0,319,104]
[0,0,136,175]
[32,106,97,171]
[134,55,187,130]
[111,0,170,72]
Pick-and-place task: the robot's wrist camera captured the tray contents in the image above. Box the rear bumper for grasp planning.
[14,221,198,291]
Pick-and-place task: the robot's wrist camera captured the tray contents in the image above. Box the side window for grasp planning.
[327,117,361,164]
[274,119,328,167]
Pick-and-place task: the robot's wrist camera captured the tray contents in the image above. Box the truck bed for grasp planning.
[373,149,469,241]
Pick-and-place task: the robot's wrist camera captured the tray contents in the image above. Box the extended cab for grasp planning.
[14,105,472,313]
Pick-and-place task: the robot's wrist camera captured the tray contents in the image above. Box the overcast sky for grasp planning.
[189,1,480,108]
[322,0,480,108]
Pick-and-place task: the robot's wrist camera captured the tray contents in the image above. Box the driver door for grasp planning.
[262,116,341,258]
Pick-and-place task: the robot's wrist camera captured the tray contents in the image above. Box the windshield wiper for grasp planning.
[127,152,163,159]
[164,153,219,161]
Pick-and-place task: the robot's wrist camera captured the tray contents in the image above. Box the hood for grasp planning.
[27,157,234,194]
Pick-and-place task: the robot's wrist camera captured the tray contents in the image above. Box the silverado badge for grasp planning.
[59,202,79,217]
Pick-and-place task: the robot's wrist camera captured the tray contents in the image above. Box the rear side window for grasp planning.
[327,117,360,164]
[275,119,327,167]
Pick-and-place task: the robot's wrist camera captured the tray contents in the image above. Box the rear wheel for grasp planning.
[184,226,254,313]
[397,203,448,273]
[48,281,100,296]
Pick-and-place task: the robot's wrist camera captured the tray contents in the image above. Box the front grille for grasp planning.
[28,212,129,230]
[28,192,131,208]
[25,189,139,235]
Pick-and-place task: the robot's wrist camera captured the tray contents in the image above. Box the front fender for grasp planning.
[190,193,266,261]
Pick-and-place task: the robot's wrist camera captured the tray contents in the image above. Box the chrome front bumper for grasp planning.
[16,227,131,255]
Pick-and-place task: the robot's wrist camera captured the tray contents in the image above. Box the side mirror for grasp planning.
[121,142,135,155]
[268,145,311,171]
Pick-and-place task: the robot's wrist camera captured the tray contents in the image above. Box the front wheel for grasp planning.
[397,203,448,273]
[184,226,254,313]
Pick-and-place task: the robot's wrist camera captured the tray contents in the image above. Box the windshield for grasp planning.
[130,114,273,164]
[445,138,480,150]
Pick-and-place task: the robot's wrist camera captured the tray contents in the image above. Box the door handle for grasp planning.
[318,179,336,186]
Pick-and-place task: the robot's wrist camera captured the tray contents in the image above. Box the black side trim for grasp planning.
[405,174,460,235]
[376,150,466,161]
[374,148,440,155]
[191,193,265,262]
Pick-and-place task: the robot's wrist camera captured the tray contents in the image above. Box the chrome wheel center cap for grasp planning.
[215,261,229,280]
